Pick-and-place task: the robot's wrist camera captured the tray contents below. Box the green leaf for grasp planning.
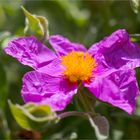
[21,6,49,41]
[8,101,57,130]
[88,114,109,140]
[130,0,139,14]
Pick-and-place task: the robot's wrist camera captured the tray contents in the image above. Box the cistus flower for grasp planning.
[4,29,140,114]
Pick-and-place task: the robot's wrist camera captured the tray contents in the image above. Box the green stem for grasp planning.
[58,111,93,119]
[77,84,96,114]
[58,111,86,119]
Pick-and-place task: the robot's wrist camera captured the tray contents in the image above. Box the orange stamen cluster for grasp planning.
[61,51,96,82]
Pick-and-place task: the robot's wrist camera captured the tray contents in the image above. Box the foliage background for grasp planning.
[1,0,140,139]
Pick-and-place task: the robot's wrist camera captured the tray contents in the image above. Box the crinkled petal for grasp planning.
[41,92,75,111]
[89,29,140,70]
[49,35,87,56]
[21,71,78,111]
[37,58,63,76]
[4,36,57,69]
[84,70,140,114]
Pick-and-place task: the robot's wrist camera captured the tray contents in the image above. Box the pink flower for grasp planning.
[4,29,140,114]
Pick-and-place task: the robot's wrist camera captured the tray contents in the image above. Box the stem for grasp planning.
[77,84,96,113]
[58,85,97,120]
[58,111,91,119]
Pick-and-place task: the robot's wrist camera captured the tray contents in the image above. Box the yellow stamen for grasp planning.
[61,51,97,82]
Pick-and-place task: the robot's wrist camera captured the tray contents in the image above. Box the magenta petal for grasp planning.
[88,29,129,56]
[89,29,140,69]
[4,36,57,69]
[49,35,87,56]
[41,92,75,111]
[37,58,63,76]
[84,70,140,114]
[21,71,78,111]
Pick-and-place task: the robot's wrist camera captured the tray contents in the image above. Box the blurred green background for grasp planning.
[1,0,140,139]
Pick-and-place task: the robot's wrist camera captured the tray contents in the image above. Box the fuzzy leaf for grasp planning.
[21,6,49,41]
[8,101,57,130]
[88,114,109,140]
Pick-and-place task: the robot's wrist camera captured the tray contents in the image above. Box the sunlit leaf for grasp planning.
[21,6,49,41]
[8,101,57,130]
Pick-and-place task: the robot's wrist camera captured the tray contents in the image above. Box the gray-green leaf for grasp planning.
[88,114,109,140]
[8,101,57,130]
[21,6,49,41]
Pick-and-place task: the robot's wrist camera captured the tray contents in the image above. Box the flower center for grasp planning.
[61,51,97,82]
